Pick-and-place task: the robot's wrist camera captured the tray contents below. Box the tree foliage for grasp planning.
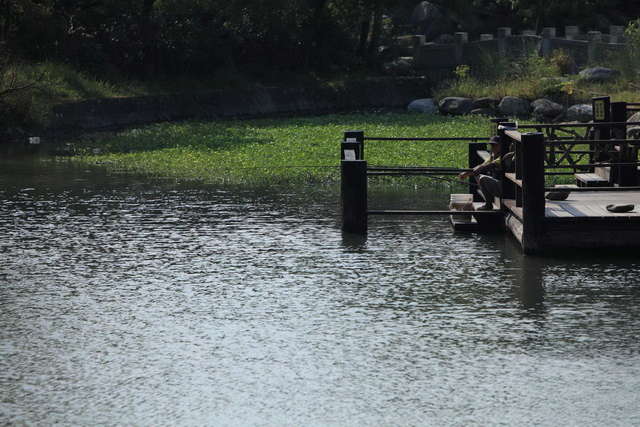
[1,0,638,79]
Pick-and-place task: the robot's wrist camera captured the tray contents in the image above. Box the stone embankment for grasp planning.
[409,94,595,122]
[48,77,431,133]
[408,66,622,123]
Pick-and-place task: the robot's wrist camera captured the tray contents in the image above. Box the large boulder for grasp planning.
[438,97,473,115]
[408,98,438,114]
[578,67,621,83]
[566,104,593,122]
[628,112,640,139]
[531,98,565,121]
[472,97,499,110]
[470,108,495,116]
[498,96,531,118]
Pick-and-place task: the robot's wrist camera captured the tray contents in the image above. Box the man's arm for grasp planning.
[458,157,500,179]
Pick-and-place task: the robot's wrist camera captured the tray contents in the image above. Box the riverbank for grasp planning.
[1,64,433,140]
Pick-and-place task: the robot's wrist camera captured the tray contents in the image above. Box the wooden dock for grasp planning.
[340,97,640,254]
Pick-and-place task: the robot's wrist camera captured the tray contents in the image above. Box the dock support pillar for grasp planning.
[521,132,546,254]
[341,160,368,234]
[611,102,634,186]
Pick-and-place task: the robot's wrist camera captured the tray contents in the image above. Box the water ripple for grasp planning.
[1,157,640,426]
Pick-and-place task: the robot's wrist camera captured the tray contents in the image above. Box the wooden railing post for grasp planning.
[497,121,517,207]
[592,96,611,168]
[343,130,364,160]
[341,159,368,234]
[521,132,546,254]
[611,102,635,186]
[490,117,508,138]
[468,141,486,201]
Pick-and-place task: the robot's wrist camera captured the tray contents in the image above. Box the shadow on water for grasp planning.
[341,231,368,251]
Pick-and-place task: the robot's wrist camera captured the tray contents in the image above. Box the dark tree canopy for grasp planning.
[1,0,638,78]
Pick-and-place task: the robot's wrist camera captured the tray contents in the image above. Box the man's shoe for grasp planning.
[476,204,494,211]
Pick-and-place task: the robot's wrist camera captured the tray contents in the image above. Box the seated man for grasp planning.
[458,136,514,210]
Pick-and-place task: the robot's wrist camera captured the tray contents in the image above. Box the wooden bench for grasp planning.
[449,193,503,232]
[575,172,609,187]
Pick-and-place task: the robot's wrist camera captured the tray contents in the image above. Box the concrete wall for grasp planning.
[413,25,627,71]
[49,77,432,132]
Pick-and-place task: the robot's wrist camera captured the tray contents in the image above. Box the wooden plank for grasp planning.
[450,215,480,232]
[505,213,524,245]
[575,173,608,187]
[575,204,608,218]
[556,203,589,217]
[545,204,574,217]
[503,199,523,220]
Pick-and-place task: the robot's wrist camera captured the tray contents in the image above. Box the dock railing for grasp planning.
[341,98,640,250]
[340,131,489,233]
[499,118,640,252]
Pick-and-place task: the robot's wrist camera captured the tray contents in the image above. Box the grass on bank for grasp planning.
[0,60,367,130]
[434,50,640,104]
[0,61,256,129]
[70,113,492,185]
[434,20,640,103]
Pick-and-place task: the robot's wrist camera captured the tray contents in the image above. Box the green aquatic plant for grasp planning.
[70,113,492,185]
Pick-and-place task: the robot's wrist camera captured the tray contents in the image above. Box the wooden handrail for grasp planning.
[519,121,640,129]
[545,139,640,145]
[504,129,522,142]
[363,137,484,142]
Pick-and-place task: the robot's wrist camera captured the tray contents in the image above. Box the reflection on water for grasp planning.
[1,143,640,426]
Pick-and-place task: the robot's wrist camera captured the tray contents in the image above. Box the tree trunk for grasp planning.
[366,0,383,65]
[304,0,329,69]
[140,0,158,76]
[357,18,370,58]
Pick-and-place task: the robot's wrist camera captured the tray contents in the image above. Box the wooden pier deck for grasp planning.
[340,97,640,254]
[544,192,640,218]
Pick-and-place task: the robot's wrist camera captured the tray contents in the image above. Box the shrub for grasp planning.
[0,59,35,130]
[621,19,640,83]
[549,49,576,75]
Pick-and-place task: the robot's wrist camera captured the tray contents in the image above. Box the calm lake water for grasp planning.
[1,144,640,426]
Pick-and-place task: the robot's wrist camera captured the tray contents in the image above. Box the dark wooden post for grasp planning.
[521,132,546,254]
[592,96,611,168]
[497,122,517,207]
[611,102,635,186]
[490,117,508,138]
[344,130,364,160]
[341,159,368,234]
[468,141,486,201]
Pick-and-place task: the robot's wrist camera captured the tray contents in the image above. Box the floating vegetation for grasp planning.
[71,113,494,185]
